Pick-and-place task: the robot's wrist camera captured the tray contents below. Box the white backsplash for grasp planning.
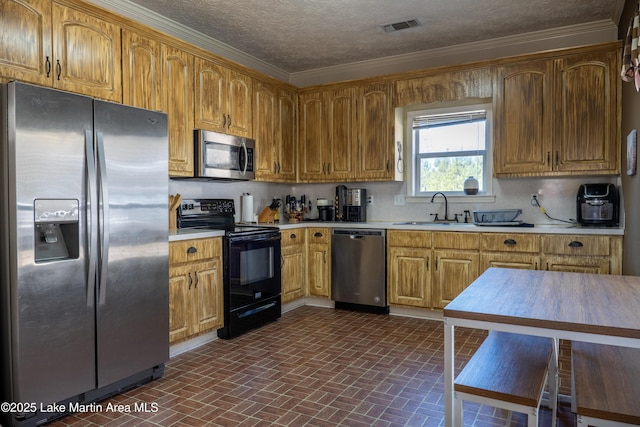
[170,175,624,226]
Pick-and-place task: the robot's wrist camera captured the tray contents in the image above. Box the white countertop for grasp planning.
[169,221,624,241]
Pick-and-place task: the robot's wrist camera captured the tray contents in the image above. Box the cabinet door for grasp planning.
[298,92,325,181]
[122,30,162,111]
[0,0,52,85]
[325,87,355,180]
[356,82,393,180]
[226,69,252,137]
[163,45,194,177]
[52,3,121,101]
[253,80,277,180]
[555,50,620,174]
[308,244,330,297]
[432,250,479,308]
[277,88,297,181]
[493,60,554,176]
[168,264,192,343]
[193,259,223,333]
[281,244,305,303]
[388,247,431,308]
[543,256,610,274]
[194,57,226,132]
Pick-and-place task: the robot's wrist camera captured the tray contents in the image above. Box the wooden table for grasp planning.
[443,267,640,427]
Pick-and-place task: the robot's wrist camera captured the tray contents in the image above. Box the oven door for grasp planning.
[225,232,281,311]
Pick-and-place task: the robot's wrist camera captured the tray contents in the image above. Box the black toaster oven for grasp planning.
[576,183,619,226]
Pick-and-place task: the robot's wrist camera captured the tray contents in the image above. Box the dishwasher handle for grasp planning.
[350,235,365,240]
[332,229,385,237]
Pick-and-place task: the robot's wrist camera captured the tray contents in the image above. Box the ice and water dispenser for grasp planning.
[34,199,79,262]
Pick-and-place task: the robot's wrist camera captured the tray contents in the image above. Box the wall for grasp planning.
[620,0,640,275]
[170,175,621,226]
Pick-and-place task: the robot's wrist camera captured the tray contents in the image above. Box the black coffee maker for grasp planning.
[335,185,367,222]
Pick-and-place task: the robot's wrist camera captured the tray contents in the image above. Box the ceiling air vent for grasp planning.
[381,19,422,33]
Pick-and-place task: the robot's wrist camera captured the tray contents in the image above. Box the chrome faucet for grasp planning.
[430,192,456,222]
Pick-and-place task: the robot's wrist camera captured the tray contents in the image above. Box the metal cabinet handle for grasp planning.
[45,56,51,77]
[314,232,323,237]
[547,151,550,166]
[187,246,198,254]
[227,114,232,128]
[222,114,227,127]
[503,239,517,246]
[194,272,199,288]
[188,272,193,289]
[56,59,61,80]
[568,241,584,248]
[290,233,296,239]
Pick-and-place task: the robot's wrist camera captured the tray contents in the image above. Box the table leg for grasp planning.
[444,318,457,427]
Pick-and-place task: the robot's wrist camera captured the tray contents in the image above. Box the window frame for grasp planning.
[405,101,494,199]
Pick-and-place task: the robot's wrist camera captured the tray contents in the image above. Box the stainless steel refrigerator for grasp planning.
[0,82,169,426]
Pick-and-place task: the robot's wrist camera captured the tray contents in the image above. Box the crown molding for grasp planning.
[85,0,290,82]
[86,0,618,88]
[289,19,619,87]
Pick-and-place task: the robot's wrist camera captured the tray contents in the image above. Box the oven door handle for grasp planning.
[229,234,281,244]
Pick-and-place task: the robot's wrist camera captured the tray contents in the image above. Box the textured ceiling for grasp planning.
[125,0,623,73]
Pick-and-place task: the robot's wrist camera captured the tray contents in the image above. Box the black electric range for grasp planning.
[178,199,282,338]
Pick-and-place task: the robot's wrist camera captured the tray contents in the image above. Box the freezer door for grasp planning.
[3,82,96,405]
[93,101,169,387]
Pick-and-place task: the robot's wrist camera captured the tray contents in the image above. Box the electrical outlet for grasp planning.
[367,195,374,205]
[394,195,405,206]
[530,194,538,206]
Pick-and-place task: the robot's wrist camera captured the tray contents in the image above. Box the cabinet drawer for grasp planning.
[308,227,330,244]
[482,233,540,253]
[281,229,306,246]
[388,231,431,248]
[433,232,479,250]
[541,235,610,256]
[170,238,221,264]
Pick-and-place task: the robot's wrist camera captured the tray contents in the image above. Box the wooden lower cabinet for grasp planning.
[307,228,331,298]
[387,230,621,311]
[387,231,432,308]
[169,238,223,344]
[281,229,306,303]
[541,234,622,274]
[432,249,479,309]
[388,246,431,307]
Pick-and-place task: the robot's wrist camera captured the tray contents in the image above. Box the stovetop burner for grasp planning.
[178,198,278,236]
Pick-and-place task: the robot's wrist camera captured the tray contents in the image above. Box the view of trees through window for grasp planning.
[413,109,487,194]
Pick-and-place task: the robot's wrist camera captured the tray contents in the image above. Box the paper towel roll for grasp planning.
[241,194,253,223]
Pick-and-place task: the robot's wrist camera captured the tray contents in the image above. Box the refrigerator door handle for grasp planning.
[85,129,97,308]
[96,131,110,306]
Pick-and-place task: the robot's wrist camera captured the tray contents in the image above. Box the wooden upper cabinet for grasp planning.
[325,87,355,180]
[494,59,554,176]
[122,30,162,111]
[277,88,297,181]
[194,58,252,137]
[0,0,121,101]
[555,49,620,174]
[254,80,297,182]
[51,2,121,101]
[0,0,53,86]
[253,80,277,180]
[163,44,194,177]
[356,82,393,180]
[493,44,620,177]
[298,91,326,181]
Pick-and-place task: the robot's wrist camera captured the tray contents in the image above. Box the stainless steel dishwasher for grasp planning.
[331,229,388,313]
